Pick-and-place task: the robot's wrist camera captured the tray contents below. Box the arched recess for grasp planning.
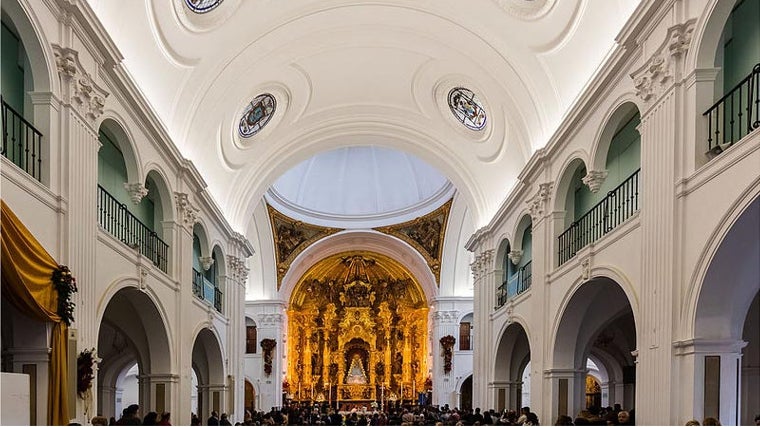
[507,214,533,298]
[552,156,588,266]
[495,237,512,308]
[97,287,172,419]
[142,168,173,272]
[459,375,473,411]
[590,101,641,176]
[458,313,473,351]
[692,195,759,425]
[494,321,531,412]
[551,277,637,417]
[245,317,257,354]
[191,327,226,423]
[98,118,141,187]
[278,230,438,304]
[210,244,227,313]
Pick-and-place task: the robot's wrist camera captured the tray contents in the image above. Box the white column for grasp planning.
[250,301,287,411]
[431,309,459,408]
[629,18,696,425]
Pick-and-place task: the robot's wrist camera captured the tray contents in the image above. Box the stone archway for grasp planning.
[550,278,637,419]
[692,196,759,425]
[97,287,172,419]
[191,328,226,423]
[494,322,531,412]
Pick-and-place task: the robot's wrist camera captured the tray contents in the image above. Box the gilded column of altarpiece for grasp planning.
[286,252,428,402]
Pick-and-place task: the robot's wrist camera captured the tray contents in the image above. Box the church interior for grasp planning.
[0,0,758,425]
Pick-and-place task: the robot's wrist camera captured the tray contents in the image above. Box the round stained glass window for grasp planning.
[447,87,487,131]
[239,94,276,138]
[185,0,223,13]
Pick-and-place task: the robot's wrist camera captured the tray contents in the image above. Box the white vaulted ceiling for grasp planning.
[89,0,640,229]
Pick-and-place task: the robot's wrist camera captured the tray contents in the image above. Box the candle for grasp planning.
[401,383,403,402]
[328,382,331,406]
[380,385,384,411]
[413,379,416,400]
[311,383,314,400]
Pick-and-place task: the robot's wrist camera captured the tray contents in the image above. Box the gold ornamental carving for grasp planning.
[267,204,342,289]
[374,198,452,285]
[287,252,428,403]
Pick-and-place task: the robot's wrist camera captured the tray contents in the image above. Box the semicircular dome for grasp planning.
[267,146,453,228]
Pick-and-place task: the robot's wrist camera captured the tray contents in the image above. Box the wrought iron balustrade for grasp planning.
[704,63,760,154]
[558,168,640,266]
[495,260,532,308]
[192,268,204,298]
[97,185,169,272]
[1,96,43,182]
[214,287,223,313]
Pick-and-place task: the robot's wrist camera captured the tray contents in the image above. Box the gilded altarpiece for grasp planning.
[287,252,428,403]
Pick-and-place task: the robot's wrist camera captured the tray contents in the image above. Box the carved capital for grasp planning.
[226,255,249,286]
[199,256,215,271]
[123,183,149,204]
[507,250,523,265]
[528,182,553,222]
[630,19,696,104]
[433,310,460,325]
[582,170,608,193]
[174,192,199,231]
[52,45,109,123]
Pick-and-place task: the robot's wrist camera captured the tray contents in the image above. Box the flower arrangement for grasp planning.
[77,348,98,398]
[439,335,456,374]
[52,265,78,325]
[260,338,277,376]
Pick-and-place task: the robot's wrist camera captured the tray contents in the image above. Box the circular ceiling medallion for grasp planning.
[184,0,223,14]
[239,94,276,138]
[493,0,555,20]
[447,87,487,131]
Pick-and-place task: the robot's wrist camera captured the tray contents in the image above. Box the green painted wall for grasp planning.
[205,252,218,284]
[517,226,532,269]
[573,113,641,219]
[722,0,760,93]
[2,21,25,116]
[193,234,202,271]
[97,130,155,230]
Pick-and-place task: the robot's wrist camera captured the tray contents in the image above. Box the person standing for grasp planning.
[208,411,220,426]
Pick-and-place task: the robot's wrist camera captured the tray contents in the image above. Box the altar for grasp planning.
[285,253,429,406]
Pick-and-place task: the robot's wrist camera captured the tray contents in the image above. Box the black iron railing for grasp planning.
[192,268,204,298]
[558,168,640,266]
[1,96,43,182]
[97,185,169,272]
[704,63,760,154]
[496,260,532,308]
[214,287,223,313]
[192,267,222,313]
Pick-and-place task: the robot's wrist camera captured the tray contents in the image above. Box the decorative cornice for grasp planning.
[507,250,523,266]
[630,19,696,105]
[528,182,553,222]
[174,192,199,231]
[582,170,608,193]
[51,45,108,124]
[123,183,149,204]
[230,231,255,258]
[375,198,453,286]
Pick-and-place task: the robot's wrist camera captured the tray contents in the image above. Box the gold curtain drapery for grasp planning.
[1,200,70,425]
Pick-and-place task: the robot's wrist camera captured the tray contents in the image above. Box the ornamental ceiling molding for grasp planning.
[493,0,556,20]
[52,45,109,125]
[374,198,453,286]
[630,19,696,106]
[268,204,342,289]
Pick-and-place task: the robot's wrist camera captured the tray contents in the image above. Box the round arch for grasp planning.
[228,122,488,230]
[193,223,212,259]
[98,116,143,185]
[1,0,56,95]
[589,100,642,173]
[278,230,439,303]
[551,154,589,218]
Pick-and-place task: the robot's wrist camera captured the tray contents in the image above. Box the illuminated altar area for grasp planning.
[286,252,429,405]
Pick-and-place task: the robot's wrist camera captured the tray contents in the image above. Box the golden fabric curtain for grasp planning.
[1,200,70,425]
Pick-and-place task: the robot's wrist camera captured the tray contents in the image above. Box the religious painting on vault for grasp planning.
[267,205,342,289]
[374,198,452,285]
[286,252,428,403]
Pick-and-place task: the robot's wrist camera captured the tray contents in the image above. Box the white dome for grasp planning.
[267,147,453,228]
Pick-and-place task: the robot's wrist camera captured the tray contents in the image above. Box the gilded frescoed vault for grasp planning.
[286,252,428,403]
